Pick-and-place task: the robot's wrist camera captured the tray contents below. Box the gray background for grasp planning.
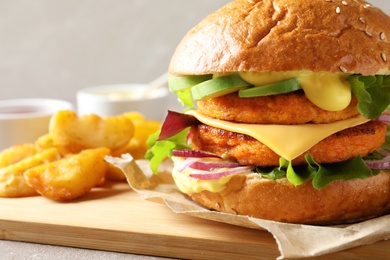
[0,0,389,105]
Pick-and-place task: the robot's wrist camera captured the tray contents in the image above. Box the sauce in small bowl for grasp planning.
[76,84,170,120]
[0,99,74,150]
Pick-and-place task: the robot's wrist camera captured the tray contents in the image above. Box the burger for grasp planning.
[146,0,390,225]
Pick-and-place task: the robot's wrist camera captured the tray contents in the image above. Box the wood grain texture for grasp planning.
[0,182,388,259]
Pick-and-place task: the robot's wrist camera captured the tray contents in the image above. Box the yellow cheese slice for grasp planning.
[186,110,370,161]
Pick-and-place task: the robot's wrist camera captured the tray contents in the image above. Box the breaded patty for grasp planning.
[197,91,359,124]
[190,121,387,167]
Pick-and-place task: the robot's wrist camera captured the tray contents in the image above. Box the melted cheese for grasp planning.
[186,110,369,161]
[239,71,351,111]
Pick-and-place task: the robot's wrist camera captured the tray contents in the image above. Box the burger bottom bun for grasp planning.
[188,171,390,225]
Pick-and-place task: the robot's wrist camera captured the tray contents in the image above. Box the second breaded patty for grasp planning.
[190,120,387,167]
[197,91,359,125]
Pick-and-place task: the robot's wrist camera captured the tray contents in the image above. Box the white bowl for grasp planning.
[76,84,170,120]
[0,98,74,150]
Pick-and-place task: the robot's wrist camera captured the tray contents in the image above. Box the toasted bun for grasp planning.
[169,0,390,75]
[188,171,390,224]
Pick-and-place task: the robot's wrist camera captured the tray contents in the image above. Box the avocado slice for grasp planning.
[239,78,301,97]
[168,75,212,92]
[191,74,251,100]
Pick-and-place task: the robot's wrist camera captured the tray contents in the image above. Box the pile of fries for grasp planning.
[0,110,161,201]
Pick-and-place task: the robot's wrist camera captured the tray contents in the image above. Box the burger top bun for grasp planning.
[169,0,390,76]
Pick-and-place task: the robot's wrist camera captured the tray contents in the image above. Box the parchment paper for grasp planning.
[105,154,390,259]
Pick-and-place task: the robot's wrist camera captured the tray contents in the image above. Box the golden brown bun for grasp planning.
[169,0,390,75]
[188,171,390,224]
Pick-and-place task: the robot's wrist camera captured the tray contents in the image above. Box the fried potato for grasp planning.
[123,111,145,121]
[35,134,55,151]
[0,143,37,168]
[107,113,161,181]
[49,110,134,153]
[35,133,74,156]
[112,114,161,159]
[126,119,161,159]
[0,148,60,198]
[24,147,110,201]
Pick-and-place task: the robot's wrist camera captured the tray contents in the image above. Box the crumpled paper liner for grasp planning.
[105,154,390,259]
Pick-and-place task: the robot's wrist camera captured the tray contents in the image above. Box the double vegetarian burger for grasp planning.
[147,0,390,225]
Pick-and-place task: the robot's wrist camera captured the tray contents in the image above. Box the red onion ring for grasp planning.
[173,151,253,180]
[375,113,390,124]
[189,166,253,180]
[177,158,199,172]
[364,155,390,170]
[172,149,221,158]
[177,157,240,172]
[188,161,241,171]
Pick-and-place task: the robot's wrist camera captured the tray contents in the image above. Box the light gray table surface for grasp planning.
[0,240,174,260]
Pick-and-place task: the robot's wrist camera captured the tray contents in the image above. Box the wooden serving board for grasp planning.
[0,182,388,259]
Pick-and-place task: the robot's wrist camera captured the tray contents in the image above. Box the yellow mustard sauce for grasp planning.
[239,71,351,111]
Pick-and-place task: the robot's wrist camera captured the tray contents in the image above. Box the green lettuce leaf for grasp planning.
[176,88,195,108]
[310,155,378,189]
[256,154,378,189]
[145,128,191,174]
[348,74,390,119]
[284,157,317,186]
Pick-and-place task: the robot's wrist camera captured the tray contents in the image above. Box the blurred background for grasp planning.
[0,0,389,106]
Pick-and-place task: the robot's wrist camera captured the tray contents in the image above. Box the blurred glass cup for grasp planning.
[0,98,74,150]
